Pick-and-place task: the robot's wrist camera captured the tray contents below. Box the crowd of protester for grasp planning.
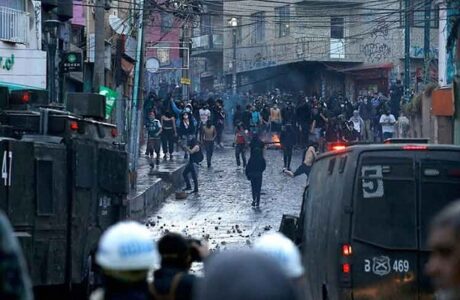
[229,85,410,154]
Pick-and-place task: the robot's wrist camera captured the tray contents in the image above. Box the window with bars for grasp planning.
[275,6,290,38]
[161,12,174,33]
[331,17,344,39]
[251,12,265,44]
[330,17,345,59]
[399,0,439,28]
[200,14,211,35]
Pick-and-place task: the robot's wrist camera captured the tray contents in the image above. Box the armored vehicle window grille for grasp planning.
[353,157,416,249]
[36,160,54,215]
[328,158,336,175]
[420,159,460,250]
[339,156,347,173]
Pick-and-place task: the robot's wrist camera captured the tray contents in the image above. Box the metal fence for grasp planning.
[0,6,29,44]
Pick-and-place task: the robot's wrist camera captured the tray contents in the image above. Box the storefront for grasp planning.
[0,47,46,90]
[342,63,393,96]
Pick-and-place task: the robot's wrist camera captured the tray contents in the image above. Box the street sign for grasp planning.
[62,52,82,73]
[99,86,118,119]
[180,77,191,85]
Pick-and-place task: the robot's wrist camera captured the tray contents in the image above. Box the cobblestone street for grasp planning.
[146,139,306,252]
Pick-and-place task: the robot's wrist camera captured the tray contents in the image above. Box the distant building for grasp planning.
[0,0,46,89]
[144,11,183,99]
[223,0,439,98]
[190,0,224,95]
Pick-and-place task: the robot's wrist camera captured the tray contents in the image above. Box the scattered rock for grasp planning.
[246,240,251,245]
[157,216,162,219]
[221,241,227,245]
[264,225,272,231]
[215,226,219,230]
[226,230,231,234]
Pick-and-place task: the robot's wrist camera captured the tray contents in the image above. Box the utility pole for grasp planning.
[423,0,431,85]
[129,0,145,174]
[229,17,238,95]
[404,0,411,100]
[93,0,106,91]
[232,28,237,95]
[455,17,460,145]
[181,23,189,101]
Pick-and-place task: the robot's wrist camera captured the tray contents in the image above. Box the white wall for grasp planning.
[0,0,46,88]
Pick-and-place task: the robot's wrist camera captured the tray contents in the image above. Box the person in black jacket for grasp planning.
[280,124,296,171]
[150,233,209,300]
[246,147,266,208]
[181,138,201,193]
[178,112,196,160]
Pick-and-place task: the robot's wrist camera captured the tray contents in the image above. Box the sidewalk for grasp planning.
[127,150,187,220]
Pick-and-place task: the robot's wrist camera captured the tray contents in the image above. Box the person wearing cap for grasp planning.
[91,221,159,300]
[253,232,306,300]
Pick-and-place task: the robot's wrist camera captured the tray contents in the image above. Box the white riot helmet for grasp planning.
[96,221,159,271]
[253,232,304,279]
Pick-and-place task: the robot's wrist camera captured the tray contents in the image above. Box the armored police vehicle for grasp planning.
[0,87,129,293]
[280,140,460,299]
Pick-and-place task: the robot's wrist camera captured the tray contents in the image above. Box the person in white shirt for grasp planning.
[379,109,396,140]
[199,105,211,124]
[199,104,211,139]
[349,110,365,141]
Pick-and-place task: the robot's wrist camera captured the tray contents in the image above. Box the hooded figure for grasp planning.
[195,251,296,300]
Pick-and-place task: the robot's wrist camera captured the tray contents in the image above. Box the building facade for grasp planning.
[223,0,439,99]
[0,0,46,89]
[190,0,224,94]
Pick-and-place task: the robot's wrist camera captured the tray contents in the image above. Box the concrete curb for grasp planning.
[127,155,186,220]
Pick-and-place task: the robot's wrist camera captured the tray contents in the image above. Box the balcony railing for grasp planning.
[192,34,223,51]
[0,6,29,44]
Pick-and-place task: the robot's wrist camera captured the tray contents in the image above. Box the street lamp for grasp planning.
[229,17,238,95]
[44,20,61,104]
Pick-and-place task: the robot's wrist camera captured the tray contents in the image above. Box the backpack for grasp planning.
[149,273,184,300]
[148,119,161,137]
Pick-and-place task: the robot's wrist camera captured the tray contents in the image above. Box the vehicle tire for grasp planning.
[82,254,96,298]
[322,283,329,300]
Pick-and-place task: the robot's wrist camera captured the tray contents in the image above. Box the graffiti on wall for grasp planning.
[360,21,392,63]
[360,43,391,63]
[410,46,439,59]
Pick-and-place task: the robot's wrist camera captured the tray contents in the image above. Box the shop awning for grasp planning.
[0,81,44,91]
[341,63,394,73]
